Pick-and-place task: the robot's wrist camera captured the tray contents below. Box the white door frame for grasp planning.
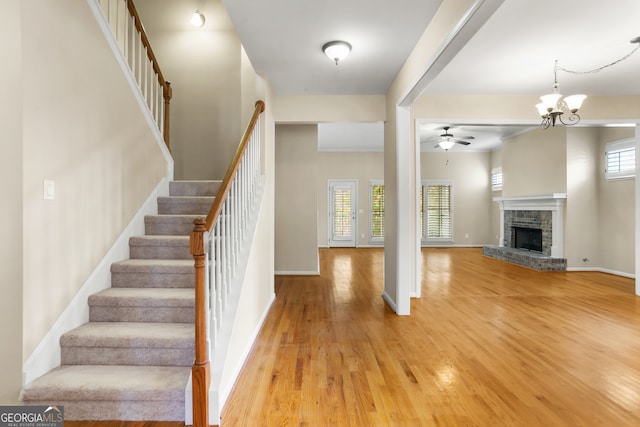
[328,179,358,247]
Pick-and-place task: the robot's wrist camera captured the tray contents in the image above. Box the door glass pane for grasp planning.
[333,188,352,238]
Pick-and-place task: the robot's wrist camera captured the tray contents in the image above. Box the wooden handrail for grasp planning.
[204,100,266,231]
[126,0,173,152]
[190,100,265,426]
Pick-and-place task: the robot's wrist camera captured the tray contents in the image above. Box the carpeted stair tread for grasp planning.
[129,235,190,246]
[111,258,194,273]
[129,236,191,260]
[169,180,221,197]
[61,322,194,349]
[21,365,190,402]
[144,214,201,236]
[157,196,214,215]
[89,288,194,307]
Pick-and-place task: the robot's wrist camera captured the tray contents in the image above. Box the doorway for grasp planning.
[328,180,357,247]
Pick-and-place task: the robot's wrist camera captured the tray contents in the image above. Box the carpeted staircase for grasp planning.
[22,180,220,421]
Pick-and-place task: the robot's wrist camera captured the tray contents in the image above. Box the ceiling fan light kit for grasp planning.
[422,126,474,151]
[536,36,640,129]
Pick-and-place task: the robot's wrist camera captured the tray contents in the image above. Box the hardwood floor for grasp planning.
[222,247,640,426]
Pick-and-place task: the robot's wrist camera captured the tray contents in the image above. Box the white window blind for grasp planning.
[605,138,635,180]
[332,188,352,237]
[422,180,453,243]
[370,181,384,242]
[491,167,503,191]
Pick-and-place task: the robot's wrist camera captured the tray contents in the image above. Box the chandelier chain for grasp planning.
[556,44,640,75]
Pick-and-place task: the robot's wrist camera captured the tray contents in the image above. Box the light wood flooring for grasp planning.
[221,247,640,426]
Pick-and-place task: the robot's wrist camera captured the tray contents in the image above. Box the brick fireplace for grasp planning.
[483,194,567,270]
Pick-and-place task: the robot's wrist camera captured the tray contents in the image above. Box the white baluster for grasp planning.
[215,218,222,327]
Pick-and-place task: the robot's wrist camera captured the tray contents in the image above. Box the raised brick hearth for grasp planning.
[483,194,567,271]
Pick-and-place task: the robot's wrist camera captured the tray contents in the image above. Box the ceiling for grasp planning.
[223,0,640,151]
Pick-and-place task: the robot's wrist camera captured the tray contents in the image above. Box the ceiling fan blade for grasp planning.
[454,139,471,145]
[420,137,440,144]
[433,144,441,148]
[461,136,475,140]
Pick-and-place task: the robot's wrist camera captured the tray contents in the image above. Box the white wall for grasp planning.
[275,125,319,273]
[0,0,23,405]
[136,0,243,180]
[21,0,169,361]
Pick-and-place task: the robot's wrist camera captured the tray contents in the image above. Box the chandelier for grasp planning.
[535,61,586,129]
[536,36,640,130]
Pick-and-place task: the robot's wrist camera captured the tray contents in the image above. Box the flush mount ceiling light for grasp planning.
[322,41,351,65]
[536,36,640,129]
[190,10,205,27]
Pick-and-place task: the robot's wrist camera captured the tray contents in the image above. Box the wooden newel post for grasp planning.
[190,218,210,427]
[163,81,173,154]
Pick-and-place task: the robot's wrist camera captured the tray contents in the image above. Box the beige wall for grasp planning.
[566,128,600,268]
[0,0,23,404]
[421,151,492,245]
[21,0,168,359]
[597,127,635,274]
[317,152,385,247]
[274,95,386,123]
[502,127,567,197]
[136,0,243,180]
[275,125,319,273]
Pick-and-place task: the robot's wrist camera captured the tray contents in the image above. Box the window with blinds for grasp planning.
[421,180,453,243]
[605,138,635,180]
[370,180,384,242]
[491,167,503,191]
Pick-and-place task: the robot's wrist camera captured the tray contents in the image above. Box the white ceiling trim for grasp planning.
[399,0,506,107]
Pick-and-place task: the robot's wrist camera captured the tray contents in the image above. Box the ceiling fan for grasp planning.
[422,126,475,150]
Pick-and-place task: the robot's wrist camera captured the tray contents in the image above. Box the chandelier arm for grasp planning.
[557,112,580,126]
[540,118,551,130]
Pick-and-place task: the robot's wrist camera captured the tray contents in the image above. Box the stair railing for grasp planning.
[94,0,173,152]
[190,100,266,427]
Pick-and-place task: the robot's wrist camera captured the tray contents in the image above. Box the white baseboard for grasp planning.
[381,290,397,313]
[566,266,635,279]
[22,178,170,385]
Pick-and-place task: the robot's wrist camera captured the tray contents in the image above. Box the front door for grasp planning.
[328,180,357,247]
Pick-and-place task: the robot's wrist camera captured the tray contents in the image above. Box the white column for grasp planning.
[395,106,413,315]
[551,199,564,258]
[497,200,505,247]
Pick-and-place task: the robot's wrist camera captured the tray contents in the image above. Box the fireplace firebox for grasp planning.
[513,227,542,253]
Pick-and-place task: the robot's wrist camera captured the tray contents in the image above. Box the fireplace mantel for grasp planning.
[494,193,567,211]
[494,193,566,258]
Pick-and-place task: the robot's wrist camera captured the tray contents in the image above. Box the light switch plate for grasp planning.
[44,180,55,200]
